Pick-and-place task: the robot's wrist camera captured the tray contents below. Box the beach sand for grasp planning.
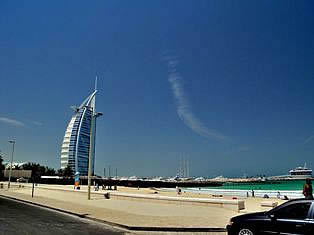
[0,183,284,230]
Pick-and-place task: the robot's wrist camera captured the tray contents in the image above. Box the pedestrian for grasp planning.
[277,191,281,199]
[251,189,255,197]
[303,178,313,199]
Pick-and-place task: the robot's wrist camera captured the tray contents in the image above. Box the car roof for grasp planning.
[267,198,314,214]
[280,198,314,206]
[286,198,314,203]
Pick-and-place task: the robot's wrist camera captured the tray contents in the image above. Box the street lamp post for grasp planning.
[8,140,15,189]
[87,106,103,200]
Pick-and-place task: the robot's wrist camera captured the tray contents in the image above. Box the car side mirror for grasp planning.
[269,214,276,220]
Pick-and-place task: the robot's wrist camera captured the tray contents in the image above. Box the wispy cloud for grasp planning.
[304,135,314,144]
[0,117,26,127]
[31,121,43,126]
[165,55,230,142]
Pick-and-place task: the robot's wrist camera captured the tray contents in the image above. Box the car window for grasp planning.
[275,202,312,220]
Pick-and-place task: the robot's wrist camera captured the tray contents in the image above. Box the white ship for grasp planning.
[289,163,312,179]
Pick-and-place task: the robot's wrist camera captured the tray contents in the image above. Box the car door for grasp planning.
[303,203,314,235]
[258,215,277,235]
[272,202,312,234]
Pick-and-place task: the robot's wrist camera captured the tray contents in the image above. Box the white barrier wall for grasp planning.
[3,170,32,178]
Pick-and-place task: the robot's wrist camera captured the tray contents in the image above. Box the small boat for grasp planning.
[289,163,312,179]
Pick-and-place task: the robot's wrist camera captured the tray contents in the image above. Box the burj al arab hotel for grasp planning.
[60,82,102,176]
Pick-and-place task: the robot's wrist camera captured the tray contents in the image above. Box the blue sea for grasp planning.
[186,180,306,199]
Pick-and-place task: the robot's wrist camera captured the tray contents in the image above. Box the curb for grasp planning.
[19,185,243,212]
[0,194,227,233]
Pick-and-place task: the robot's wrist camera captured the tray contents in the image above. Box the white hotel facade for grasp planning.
[60,89,102,176]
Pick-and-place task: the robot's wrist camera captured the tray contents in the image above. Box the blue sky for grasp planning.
[1,1,314,177]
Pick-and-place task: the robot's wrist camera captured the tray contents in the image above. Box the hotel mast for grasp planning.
[60,80,102,175]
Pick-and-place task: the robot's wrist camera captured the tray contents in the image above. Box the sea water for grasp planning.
[186,180,306,199]
[208,180,305,191]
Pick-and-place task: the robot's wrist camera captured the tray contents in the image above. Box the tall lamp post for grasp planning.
[8,140,15,189]
[0,150,3,177]
[87,107,103,200]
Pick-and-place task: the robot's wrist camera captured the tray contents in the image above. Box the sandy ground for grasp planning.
[0,183,284,229]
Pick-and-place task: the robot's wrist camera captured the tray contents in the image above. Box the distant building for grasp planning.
[3,162,28,170]
[60,85,102,176]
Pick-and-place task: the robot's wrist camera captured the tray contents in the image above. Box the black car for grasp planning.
[227,199,314,235]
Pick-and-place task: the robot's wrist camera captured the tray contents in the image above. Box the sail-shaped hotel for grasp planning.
[60,86,102,176]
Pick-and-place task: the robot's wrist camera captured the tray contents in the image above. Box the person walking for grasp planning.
[303,178,313,199]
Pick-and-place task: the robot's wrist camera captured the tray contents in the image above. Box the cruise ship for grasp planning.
[289,163,312,179]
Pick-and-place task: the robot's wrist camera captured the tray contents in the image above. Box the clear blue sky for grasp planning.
[1,1,314,177]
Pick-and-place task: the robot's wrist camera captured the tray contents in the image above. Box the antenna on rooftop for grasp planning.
[95,76,98,91]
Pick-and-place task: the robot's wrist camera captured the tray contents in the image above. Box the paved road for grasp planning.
[0,196,127,235]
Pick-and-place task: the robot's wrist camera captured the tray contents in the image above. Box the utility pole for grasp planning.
[32,180,35,198]
[8,140,15,189]
[187,156,189,178]
[179,156,182,178]
[185,157,188,178]
[104,167,106,178]
[182,155,185,178]
[86,78,103,200]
